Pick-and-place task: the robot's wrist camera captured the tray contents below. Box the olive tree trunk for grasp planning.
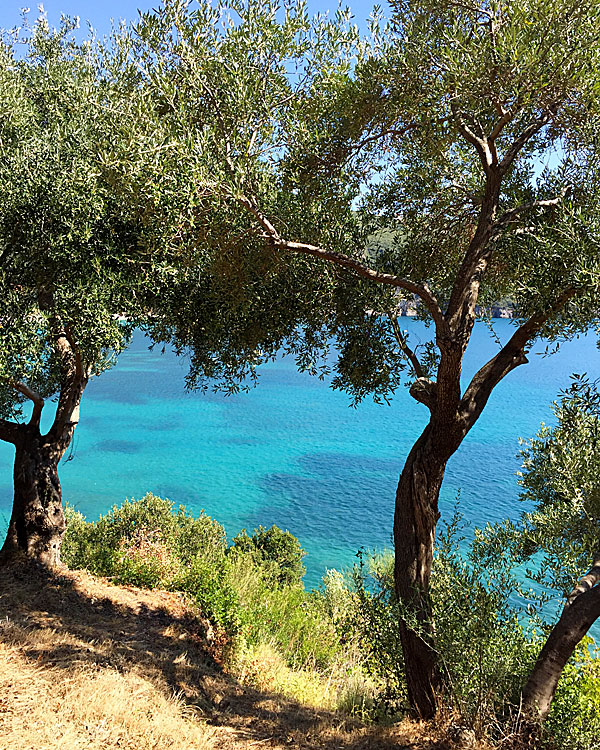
[393,424,448,718]
[0,328,87,569]
[0,426,66,568]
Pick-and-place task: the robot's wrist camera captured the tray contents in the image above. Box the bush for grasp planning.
[430,517,541,732]
[348,550,407,718]
[61,496,386,717]
[63,494,237,629]
[545,637,600,750]
[63,493,227,578]
[346,518,542,730]
[230,525,306,586]
[172,555,242,633]
[226,552,341,669]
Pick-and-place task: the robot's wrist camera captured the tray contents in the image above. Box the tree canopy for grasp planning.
[129,0,600,717]
[0,17,138,423]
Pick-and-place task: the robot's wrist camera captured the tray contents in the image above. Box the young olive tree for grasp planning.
[0,16,165,567]
[135,0,600,717]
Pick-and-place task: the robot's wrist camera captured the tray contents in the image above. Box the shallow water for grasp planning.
[0,320,598,588]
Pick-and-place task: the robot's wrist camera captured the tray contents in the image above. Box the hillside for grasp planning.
[0,564,451,750]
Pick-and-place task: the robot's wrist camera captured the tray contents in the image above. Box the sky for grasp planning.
[0,1,381,37]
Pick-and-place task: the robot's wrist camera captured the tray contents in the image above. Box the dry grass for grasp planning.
[0,637,215,749]
[0,563,454,750]
[235,642,378,717]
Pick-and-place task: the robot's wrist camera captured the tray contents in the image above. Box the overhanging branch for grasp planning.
[238,196,450,336]
[0,376,44,410]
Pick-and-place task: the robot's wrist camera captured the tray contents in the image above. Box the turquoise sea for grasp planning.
[0,320,598,588]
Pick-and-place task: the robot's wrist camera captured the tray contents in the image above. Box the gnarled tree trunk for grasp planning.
[0,321,87,569]
[393,422,455,718]
[0,426,65,568]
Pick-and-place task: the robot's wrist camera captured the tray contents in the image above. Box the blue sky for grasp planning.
[0,1,381,37]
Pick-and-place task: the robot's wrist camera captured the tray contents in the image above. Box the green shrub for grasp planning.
[172,555,243,633]
[227,553,342,669]
[63,494,227,579]
[63,495,236,629]
[231,525,306,586]
[545,637,600,750]
[347,550,407,717]
[430,518,541,732]
[346,523,541,729]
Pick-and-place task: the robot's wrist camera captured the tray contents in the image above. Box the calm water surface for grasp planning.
[1,320,598,588]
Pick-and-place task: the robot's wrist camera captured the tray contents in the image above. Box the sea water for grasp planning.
[0,319,598,588]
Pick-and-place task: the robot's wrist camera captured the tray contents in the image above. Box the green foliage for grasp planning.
[173,556,242,634]
[0,13,150,422]
[64,495,340,659]
[63,494,226,572]
[430,515,540,731]
[229,555,341,670]
[348,550,407,716]
[474,376,600,604]
[470,380,600,747]
[63,494,237,629]
[64,492,600,744]
[130,0,600,405]
[546,637,600,750]
[128,0,409,403]
[231,524,306,586]
[347,530,541,727]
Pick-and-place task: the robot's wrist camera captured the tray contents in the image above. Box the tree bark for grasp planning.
[519,566,600,734]
[0,343,86,569]
[0,426,66,568]
[394,423,449,718]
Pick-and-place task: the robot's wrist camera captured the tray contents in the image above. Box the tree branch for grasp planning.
[458,287,578,431]
[566,553,600,607]
[49,323,87,439]
[499,104,558,173]
[0,376,44,429]
[451,100,493,171]
[494,187,571,232]
[350,116,450,157]
[389,313,426,379]
[0,376,44,410]
[350,124,418,155]
[0,417,21,445]
[238,196,450,336]
[64,325,84,380]
[489,110,511,143]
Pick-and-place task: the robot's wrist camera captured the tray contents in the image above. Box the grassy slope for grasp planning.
[0,565,447,750]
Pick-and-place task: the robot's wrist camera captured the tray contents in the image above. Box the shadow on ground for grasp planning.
[0,564,446,750]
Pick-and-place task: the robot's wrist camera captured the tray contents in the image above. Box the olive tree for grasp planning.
[135,0,600,717]
[0,16,161,567]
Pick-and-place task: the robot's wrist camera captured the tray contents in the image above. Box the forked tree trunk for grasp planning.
[394,424,449,719]
[0,327,86,570]
[0,426,66,568]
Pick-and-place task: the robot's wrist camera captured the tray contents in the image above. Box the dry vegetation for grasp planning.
[0,564,454,750]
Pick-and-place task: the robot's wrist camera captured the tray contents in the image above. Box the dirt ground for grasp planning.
[0,564,457,750]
